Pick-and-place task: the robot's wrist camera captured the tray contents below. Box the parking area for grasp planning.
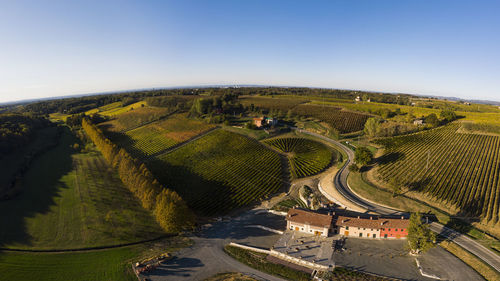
[273,230,335,266]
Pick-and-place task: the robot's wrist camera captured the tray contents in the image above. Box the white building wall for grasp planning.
[339,226,380,238]
[287,221,329,237]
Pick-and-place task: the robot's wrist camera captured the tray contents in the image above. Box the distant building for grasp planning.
[413,119,424,126]
[253,116,278,128]
[286,208,333,237]
[253,117,264,127]
[366,98,371,103]
[355,96,361,102]
[266,117,278,126]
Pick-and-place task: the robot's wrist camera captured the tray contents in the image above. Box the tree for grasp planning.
[406,212,436,255]
[348,164,360,172]
[440,110,457,123]
[425,113,439,127]
[354,147,373,167]
[363,117,381,137]
[389,177,402,197]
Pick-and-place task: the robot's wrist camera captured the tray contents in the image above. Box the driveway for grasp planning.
[142,210,287,281]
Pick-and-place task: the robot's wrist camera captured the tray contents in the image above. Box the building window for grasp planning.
[358,227,360,230]
[384,234,387,238]
[363,228,366,230]
[373,234,376,238]
[359,233,362,237]
[346,226,349,230]
[388,228,391,231]
[301,228,304,231]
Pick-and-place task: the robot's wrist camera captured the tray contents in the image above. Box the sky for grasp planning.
[0,0,499,103]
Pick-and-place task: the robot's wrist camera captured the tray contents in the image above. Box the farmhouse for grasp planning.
[413,119,424,126]
[253,116,278,128]
[253,117,264,127]
[286,208,409,239]
[335,215,381,239]
[286,208,333,237]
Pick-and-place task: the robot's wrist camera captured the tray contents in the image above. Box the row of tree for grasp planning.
[81,118,194,232]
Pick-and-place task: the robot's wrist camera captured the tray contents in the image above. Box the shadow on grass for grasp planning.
[374,152,403,165]
[0,126,75,248]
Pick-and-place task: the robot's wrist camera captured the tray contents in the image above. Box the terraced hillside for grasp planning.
[375,122,500,226]
[264,137,334,178]
[105,113,215,159]
[148,130,284,215]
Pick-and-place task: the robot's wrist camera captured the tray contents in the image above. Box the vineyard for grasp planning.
[98,106,174,132]
[106,113,215,159]
[264,137,333,178]
[375,122,500,225]
[292,104,370,133]
[147,130,284,215]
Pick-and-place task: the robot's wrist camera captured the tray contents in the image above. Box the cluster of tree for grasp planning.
[0,113,52,158]
[406,212,436,254]
[145,96,194,111]
[189,93,243,122]
[353,147,373,169]
[81,118,194,232]
[364,117,419,138]
[65,113,106,128]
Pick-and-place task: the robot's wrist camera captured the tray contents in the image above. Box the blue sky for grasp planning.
[0,0,499,103]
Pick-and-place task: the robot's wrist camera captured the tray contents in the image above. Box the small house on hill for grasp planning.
[253,117,264,127]
[335,215,409,239]
[286,208,333,237]
[413,119,424,126]
[253,116,278,128]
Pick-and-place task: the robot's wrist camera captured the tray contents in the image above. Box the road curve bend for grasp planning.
[297,129,500,273]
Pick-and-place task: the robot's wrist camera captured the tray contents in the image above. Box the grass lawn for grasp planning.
[0,236,191,281]
[0,128,164,250]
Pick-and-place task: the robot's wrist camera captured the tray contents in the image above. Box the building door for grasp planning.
[373,234,376,238]
[344,231,349,236]
[384,234,387,238]
[359,233,362,237]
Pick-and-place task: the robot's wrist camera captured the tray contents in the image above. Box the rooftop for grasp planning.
[286,208,333,228]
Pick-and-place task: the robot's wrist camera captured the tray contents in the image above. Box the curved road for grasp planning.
[298,129,500,273]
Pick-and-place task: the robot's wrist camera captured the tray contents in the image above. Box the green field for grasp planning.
[107,113,215,159]
[98,105,175,132]
[0,236,190,281]
[264,137,334,178]
[148,129,284,215]
[374,122,500,232]
[0,128,164,250]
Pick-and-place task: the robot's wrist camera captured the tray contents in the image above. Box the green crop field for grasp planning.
[0,129,164,250]
[264,137,334,178]
[108,113,215,159]
[0,236,190,281]
[148,129,284,215]
[374,122,500,228]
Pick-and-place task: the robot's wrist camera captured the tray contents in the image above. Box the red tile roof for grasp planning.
[286,208,333,228]
[379,218,409,229]
[335,216,381,229]
[335,215,409,230]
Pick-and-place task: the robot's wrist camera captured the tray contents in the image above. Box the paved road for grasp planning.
[298,129,500,273]
[144,210,288,281]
